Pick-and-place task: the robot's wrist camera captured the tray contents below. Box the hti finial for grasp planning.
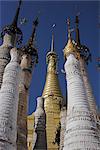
[12,0,22,27]
[27,17,39,47]
[51,24,56,52]
[67,18,71,39]
[74,15,91,64]
[75,15,80,45]
[51,33,54,52]
[75,15,79,27]
[21,17,39,64]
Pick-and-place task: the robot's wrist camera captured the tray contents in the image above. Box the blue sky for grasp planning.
[0,0,100,114]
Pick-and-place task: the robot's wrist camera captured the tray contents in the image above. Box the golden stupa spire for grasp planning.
[46,27,57,73]
[42,27,63,150]
[42,29,62,98]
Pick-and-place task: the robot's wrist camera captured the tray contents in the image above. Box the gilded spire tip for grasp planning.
[50,24,56,52]
[51,32,54,52]
[51,24,56,52]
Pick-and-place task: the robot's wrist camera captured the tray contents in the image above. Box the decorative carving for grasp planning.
[21,46,38,64]
[1,25,23,45]
[63,54,100,150]
[76,43,92,65]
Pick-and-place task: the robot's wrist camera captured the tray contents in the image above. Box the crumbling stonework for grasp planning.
[17,54,34,150]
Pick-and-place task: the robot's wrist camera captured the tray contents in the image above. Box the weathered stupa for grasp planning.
[17,18,38,150]
[63,18,100,150]
[0,0,23,149]
[33,97,47,150]
[75,15,97,119]
[0,1,99,150]
[42,33,63,149]
[0,47,21,150]
[0,0,22,88]
[75,15,100,139]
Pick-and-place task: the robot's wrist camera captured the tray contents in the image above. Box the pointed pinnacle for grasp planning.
[67,18,71,39]
[50,24,56,52]
[75,15,80,45]
[75,15,79,25]
[51,32,54,52]
[27,17,39,47]
[12,0,22,27]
